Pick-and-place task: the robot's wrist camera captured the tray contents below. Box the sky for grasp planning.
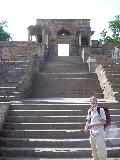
[0,0,119,41]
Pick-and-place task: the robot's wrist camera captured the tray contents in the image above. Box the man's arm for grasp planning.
[84,120,90,132]
[87,119,106,129]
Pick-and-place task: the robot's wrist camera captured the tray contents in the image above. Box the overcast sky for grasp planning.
[0,0,119,41]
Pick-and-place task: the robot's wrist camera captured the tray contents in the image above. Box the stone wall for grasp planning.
[0,41,47,61]
[102,43,120,57]
[0,47,45,102]
[0,103,9,129]
[87,55,120,101]
[0,61,34,101]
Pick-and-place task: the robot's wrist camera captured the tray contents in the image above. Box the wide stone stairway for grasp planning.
[0,56,120,160]
[29,56,104,98]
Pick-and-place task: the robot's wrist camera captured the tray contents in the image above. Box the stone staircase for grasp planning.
[0,100,120,159]
[29,56,104,99]
[0,56,120,159]
[0,61,34,101]
[102,61,120,101]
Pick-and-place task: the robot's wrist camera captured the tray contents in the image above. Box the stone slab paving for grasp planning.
[0,157,120,160]
[21,97,118,104]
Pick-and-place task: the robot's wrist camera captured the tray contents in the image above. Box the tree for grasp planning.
[100,15,120,43]
[0,20,12,41]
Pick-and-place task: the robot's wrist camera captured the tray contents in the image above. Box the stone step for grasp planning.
[106,74,120,79]
[3,122,86,130]
[5,115,120,123]
[9,103,120,110]
[3,121,120,130]
[40,69,89,73]
[1,127,120,139]
[0,137,119,148]
[32,84,102,89]
[0,87,17,91]
[0,158,119,160]
[103,65,120,69]
[9,103,91,110]
[0,146,120,158]
[0,95,21,101]
[41,64,88,69]
[7,110,87,116]
[33,80,101,85]
[7,108,120,116]
[31,88,103,93]
[112,88,120,92]
[30,90,103,96]
[41,66,88,70]
[42,62,88,65]
[29,93,104,98]
[0,80,25,87]
[32,80,101,85]
[44,56,83,62]
[109,79,120,83]
[0,91,21,96]
[105,70,120,74]
[41,59,87,63]
[40,62,89,72]
[37,72,98,77]
[102,62,120,66]
[0,129,90,138]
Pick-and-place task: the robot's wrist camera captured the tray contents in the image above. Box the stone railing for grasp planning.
[87,55,119,101]
[95,64,115,100]
[82,47,91,62]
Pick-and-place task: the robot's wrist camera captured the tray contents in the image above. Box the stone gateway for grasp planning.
[27,19,94,56]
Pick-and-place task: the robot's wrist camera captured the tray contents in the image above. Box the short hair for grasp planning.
[90,96,97,103]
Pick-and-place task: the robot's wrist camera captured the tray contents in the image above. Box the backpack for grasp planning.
[89,106,111,129]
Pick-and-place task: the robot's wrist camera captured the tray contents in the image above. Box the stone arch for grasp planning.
[57,27,70,36]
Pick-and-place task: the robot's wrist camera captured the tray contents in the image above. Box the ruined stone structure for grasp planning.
[28,19,94,56]
[0,19,119,61]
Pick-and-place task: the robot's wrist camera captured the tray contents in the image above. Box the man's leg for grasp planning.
[90,133,99,160]
[96,134,107,160]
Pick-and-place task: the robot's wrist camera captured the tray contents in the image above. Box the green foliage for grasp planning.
[100,15,120,43]
[0,20,12,41]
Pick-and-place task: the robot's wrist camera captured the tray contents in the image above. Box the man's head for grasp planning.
[90,96,97,108]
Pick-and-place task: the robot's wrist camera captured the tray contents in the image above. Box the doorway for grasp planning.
[58,44,69,56]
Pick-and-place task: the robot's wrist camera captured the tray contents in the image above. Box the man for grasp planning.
[113,46,119,59]
[84,96,107,160]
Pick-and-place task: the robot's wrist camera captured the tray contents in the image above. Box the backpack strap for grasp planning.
[89,107,101,122]
[89,110,91,122]
[97,106,101,116]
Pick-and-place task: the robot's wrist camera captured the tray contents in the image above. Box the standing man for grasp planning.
[113,46,119,59]
[84,96,107,160]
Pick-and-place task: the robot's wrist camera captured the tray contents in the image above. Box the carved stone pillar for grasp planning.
[46,34,48,45]
[42,28,46,44]
[89,33,92,46]
[79,34,81,46]
[28,30,30,42]
[30,36,32,41]
[35,35,37,43]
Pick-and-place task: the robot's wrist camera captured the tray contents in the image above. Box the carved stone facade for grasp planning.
[27,19,94,56]
[0,19,119,60]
